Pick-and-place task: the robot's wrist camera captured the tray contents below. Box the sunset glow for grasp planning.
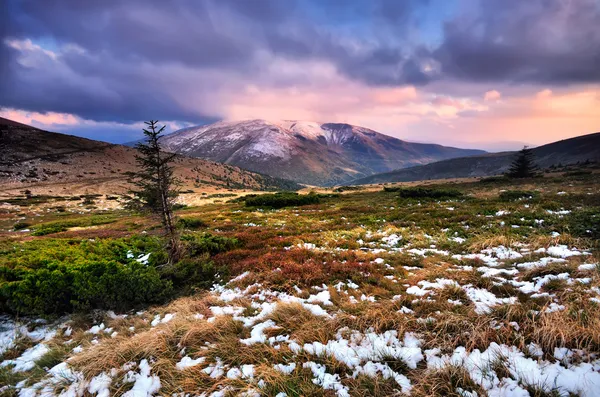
[1,0,598,150]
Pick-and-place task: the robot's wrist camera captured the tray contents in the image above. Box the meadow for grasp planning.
[0,169,599,396]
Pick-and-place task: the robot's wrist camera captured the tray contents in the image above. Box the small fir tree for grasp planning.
[506,146,539,178]
[127,120,181,263]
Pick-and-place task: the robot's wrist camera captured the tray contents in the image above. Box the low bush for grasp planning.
[31,223,68,236]
[478,176,507,184]
[31,216,117,236]
[563,170,592,177]
[499,190,539,201]
[244,192,321,208]
[0,261,171,315]
[0,231,243,316]
[334,186,363,193]
[12,222,31,231]
[161,255,224,290]
[178,217,207,229]
[568,208,600,240]
[385,186,463,199]
[0,237,170,315]
[206,193,237,199]
[182,233,239,256]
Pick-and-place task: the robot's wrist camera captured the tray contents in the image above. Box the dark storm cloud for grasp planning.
[1,0,599,126]
[433,0,600,84]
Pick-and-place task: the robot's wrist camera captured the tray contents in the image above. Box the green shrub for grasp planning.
[568,208,600,240]
[0,229,242,316]
[71,261,171,311]
[178,217,207,229]
[31,223,68,236]
[499,190,539,201]
[385,186,463,199]
[13,222,31,231]
[0,261,170,315]
[183,233,239,256]
[244,192,320,208]
[31,216,117,236]
[478,176,507,184]
[161,255,224,290]
[0,237,170,315]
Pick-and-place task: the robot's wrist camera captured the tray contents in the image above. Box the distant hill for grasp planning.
[0,119,300,196]
[350,132,600,185]
[159,119,485,186]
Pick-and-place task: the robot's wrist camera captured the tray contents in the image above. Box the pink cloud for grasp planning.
[0,108,79,126]
[484,90,501,102]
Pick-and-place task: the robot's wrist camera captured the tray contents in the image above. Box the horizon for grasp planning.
[6,114,599,154]
[1,0,599,152]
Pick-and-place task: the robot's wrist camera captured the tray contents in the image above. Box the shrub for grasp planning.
[71,261,170,311]
[385,186,463,199]
[183,233,239,256]
[0,232,239,316]
[499,190,539,201]
[478,176,507,184]
[178,217,207,229]
[334,186,362,193]
[0,237,170,315]
[0,261,171,315]
[161,256,224,290]
[563,170,592,177]
[568,208,600,240]
[13,222,31,231]
[206,193,237,199]
[244,192,321,208]
[31,223,68,236]
[82,196,96,205]
[30,215,117,236]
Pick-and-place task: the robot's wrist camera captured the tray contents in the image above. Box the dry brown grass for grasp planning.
[334,301,410,334]
[468,233,519,251]
[409,364,487,397]
[267,303,337,344]
[528,233,580,250]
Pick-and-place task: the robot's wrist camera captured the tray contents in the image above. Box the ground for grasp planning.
[0,168,599,397]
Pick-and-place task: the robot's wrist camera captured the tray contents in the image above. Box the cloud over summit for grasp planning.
[1,0,599,149]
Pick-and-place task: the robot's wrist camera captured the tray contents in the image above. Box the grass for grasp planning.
[0,169,599,395]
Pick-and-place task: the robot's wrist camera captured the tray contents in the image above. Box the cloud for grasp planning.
[484,90,501,102]
[433,0,600,84]
[0,107,191,142]
[1,0,599,149]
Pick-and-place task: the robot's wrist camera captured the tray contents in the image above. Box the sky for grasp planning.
[1,0,599,151]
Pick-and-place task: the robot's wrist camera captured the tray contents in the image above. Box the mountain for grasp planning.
[0,119,300,197]
[350,132,600,185]
[159,120,485,186]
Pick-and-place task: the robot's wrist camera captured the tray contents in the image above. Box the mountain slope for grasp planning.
[350,132,600,184]
[160,120,485,186]
[0,119,300,196]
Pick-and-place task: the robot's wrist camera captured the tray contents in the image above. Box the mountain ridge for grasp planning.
[0,118,301,196]
[160,119,485,186]
[349,132,600,185]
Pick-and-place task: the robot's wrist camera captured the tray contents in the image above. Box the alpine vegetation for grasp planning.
[2,169,599,396]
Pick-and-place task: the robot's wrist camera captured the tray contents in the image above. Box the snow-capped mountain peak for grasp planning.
[160,119,485,186]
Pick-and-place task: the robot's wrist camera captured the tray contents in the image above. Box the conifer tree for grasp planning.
[506,146,539,178]
[127,120,181,263]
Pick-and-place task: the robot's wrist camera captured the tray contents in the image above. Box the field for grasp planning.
[1,170,599,396]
